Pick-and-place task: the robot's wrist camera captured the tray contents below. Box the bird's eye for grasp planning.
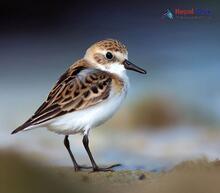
[106,52,113,60]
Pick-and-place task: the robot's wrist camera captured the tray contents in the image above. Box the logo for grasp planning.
[162,8,211,20]
[162,9,174,19]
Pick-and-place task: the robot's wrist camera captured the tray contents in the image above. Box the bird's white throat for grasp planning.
[98,62,127,79]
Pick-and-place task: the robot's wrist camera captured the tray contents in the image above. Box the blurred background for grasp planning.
[1,0,220,172]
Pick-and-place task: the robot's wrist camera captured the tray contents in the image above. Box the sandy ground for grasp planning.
[1,150,220,193]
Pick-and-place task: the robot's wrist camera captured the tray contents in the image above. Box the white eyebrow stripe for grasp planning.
[114,51,128,60]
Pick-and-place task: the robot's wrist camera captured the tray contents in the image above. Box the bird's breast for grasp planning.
[110,72,129,94]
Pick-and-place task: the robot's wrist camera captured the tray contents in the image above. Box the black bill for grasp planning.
[122,59,146,74]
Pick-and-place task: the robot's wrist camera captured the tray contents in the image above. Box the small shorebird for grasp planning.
[12,39,146,172]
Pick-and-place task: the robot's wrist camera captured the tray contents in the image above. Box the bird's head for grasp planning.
[84,39,146,76]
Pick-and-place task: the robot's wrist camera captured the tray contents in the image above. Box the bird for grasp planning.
[11,39,146,172]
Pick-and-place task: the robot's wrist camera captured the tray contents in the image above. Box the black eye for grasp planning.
[106,52,113,60]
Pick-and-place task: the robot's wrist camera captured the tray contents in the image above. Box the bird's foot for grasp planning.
[74,165,93,171]
[92,163,122,172]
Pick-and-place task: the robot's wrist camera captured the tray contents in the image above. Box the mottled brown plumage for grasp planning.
[12,38,145,136]
[12,59,117,133]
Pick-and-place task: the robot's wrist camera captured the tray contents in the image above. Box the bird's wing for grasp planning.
[12,61,112,134]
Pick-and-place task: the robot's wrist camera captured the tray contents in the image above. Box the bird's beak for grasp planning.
[122,59,146,74]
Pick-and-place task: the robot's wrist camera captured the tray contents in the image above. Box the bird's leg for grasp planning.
[64,135,92,171]
[82,134,121,172]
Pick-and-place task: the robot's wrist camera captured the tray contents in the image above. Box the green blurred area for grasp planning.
[0,150,94,193]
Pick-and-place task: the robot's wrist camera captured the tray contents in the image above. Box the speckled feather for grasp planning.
[12,39,129,135]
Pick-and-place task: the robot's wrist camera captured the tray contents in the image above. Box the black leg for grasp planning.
[82,134,98,169]
[64,135,92,171]
[82,134,121,172]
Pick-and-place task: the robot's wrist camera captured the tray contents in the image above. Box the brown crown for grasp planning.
[95,39,127,54]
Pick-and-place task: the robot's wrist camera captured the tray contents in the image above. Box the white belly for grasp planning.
[46,89,127,135]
